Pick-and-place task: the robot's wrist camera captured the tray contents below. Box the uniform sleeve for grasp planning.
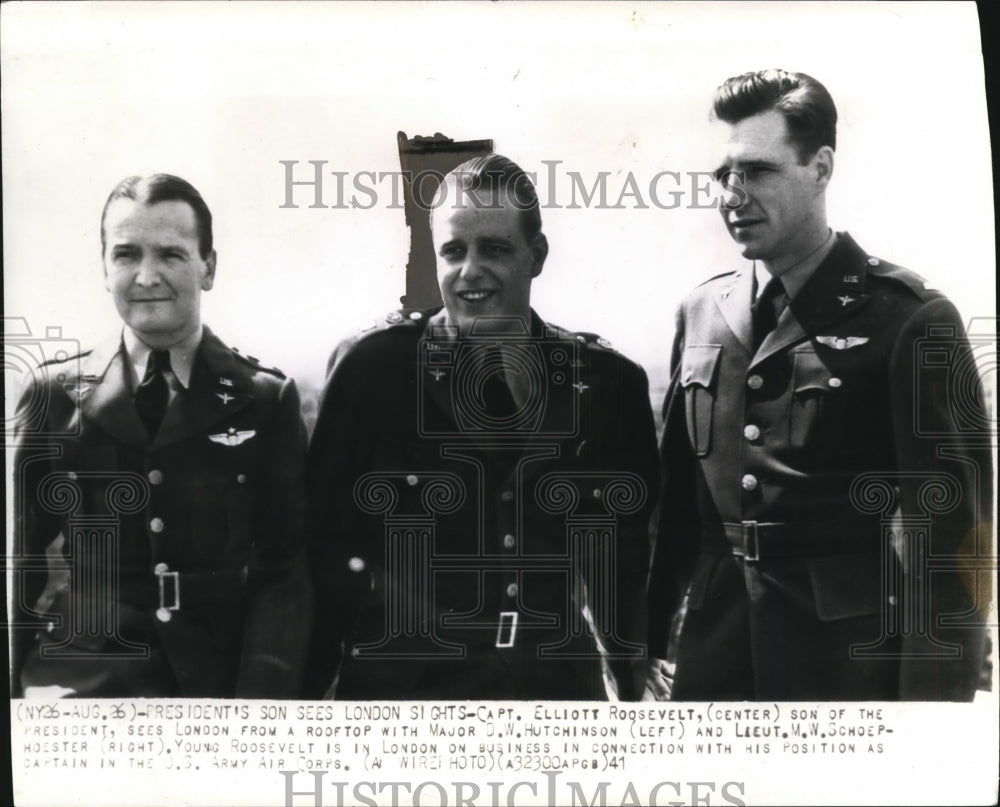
[9,375,65,696]
[888,298,991,700]
[302,342,373,698]
[236,376,313,698]
[647,303,702,660]
[599,359,661,700]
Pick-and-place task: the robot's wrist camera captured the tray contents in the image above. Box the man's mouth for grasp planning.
[730,219,763,230]
[456,290,496,303]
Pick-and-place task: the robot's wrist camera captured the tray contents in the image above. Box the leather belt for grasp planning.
[110,565,248,614]
[153,563,248,622]
[722,521,878,563]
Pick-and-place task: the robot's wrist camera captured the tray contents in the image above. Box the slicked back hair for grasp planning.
[713,69,837,162]
[101,174,214,258]
[437,154,543,240]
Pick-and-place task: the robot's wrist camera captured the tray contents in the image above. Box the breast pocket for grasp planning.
[789,349,840,450]
[680,345,722,457]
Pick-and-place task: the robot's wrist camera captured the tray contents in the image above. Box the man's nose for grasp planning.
[718,171,749,211]
[134,256,162,286]
[458,251,487,279]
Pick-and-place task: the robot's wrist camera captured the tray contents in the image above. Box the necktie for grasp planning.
[752,275,787,351]
[481,347,518,425]
[134,349,171,436]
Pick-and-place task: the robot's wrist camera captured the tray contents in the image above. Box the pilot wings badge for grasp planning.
[817,336,870,350]
[208,428,256,446]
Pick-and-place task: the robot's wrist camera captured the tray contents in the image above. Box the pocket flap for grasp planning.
[681,345,722,390]
[793,349,832,393]
[809,555,884,621]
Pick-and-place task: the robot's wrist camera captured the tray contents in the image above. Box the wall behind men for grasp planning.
[3,3,994,429]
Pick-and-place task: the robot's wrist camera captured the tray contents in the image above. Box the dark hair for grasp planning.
[100,174,214,258]
[712,69,837,161]
[438,154,542,240]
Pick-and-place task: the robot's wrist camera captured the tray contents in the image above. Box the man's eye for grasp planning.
[440,245,465,260]
[162,251,185,261]
[112,250,138,262]
[482,244,509,257]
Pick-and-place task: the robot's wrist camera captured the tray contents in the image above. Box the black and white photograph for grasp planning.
[4,2,997,805]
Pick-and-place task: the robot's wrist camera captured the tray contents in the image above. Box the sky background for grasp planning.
[3,1,994,398]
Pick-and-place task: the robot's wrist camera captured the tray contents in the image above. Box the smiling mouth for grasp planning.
[131,298,175,303]
[456,290,496,303]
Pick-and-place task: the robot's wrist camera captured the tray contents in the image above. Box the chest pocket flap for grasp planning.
[680,345,722,457]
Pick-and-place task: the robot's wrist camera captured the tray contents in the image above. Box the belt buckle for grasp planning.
[495,611,518,648]
[154,562,181,622]
[742,521,760,563]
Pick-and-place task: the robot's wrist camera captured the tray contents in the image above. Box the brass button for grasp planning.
[741,474,758,492]
[156,607,172,623]
[66,471,78,481]
[348,557,366,573]
[406,474,418,486]
[592,488,602,499]
[154,562,168,574]
[409,311,423,320]
[501,490,514,502]
[236,473,247,484]
[503,534,516,550]
[747,374,764,390]
[828,377,842,389]
[148,469,164,485]
[867,257,880,267]
[743,424,761,441]
[149,517,165,534]
[506,583,518,598]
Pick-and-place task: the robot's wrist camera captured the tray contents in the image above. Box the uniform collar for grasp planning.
[754,229,837,302]
[123,325,203,390]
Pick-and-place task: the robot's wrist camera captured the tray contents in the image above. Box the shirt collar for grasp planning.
[755,229,837,301]
[123,325,203,390]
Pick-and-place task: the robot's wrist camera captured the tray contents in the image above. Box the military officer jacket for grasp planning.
[648,234,990,700]
[11,327,311,698]
[305,308,660,699]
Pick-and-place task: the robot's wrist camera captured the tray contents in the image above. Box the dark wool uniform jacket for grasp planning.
[648,234,990,701]
[305,308,660,700]
[11,327,312,697]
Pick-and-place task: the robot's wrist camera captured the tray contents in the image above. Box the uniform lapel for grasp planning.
[76,331,149,451]
[712,268,755,355]
[149,327,254,452]
[750,234,871,368]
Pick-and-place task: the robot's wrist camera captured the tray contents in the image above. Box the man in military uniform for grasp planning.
[306,155,659,699]
[11,174,311,697]
[647,70,990,701]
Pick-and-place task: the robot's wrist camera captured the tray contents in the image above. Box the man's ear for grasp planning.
[813,146,834,189]
[201,250,217,291]
[530,233,549,278]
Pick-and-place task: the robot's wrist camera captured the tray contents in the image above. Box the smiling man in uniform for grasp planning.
[12,173,311,698]
[306,154,659,699]
[646,70,990,701]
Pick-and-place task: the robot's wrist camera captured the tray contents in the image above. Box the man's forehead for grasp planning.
[105,198,199,238]
[432,189,523,235]
[710,110,796,165]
